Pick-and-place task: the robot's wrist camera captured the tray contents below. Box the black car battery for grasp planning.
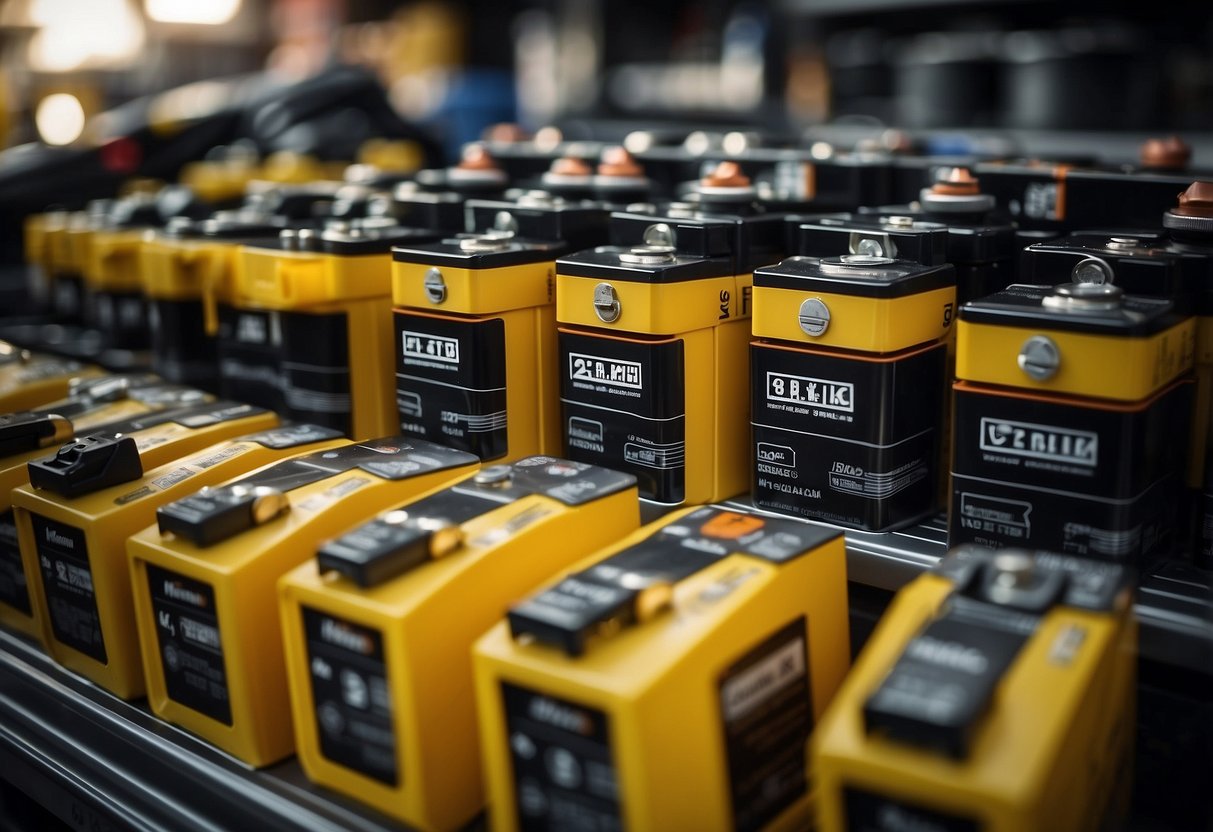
[392,191,611,462]
[555,162,794,506]
[863,167,1018,305]
[975,138,1207,234]
[951,282,1195,565]
[751,255,956,530]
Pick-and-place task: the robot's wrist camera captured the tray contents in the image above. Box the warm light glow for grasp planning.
[36,93,86,146]
[145,0,241,25]
[27,0,144,72]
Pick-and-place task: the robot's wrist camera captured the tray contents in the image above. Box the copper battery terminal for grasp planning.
[1140,136,1192,171]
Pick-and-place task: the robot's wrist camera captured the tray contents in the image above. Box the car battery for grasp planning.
[813,546,1136,832]
[0,344,102,413]
[44,207,95,322]
[0,377,208,639]
[1018,231,1210,491]
[126,437,480,765]
[975,140,1204,234]
[392,192,610,463]
[141,210,285,391]
[750,255,956,531]
[277,457,639,828]
[229,218,442,439]
[951,282,1194,564]
[84,190,205,352]
[10,400,279,697]
[864,167,1018,305]
[473,506,850,832]
[555,164,791,506]
[790,213,950,268]
[22,210,67,313]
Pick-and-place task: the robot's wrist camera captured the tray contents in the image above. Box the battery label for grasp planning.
[501,682,620,832]
[394,312,509,460]
[0,510,30,615]
[719,617,812,832]
[842,787,979,832]
[302,608,397,786]
[146,564,231,725]
[33,515,106,662]
[281,311,352,435]
[950,474,1176,561]
[218,307,285,414]
[560,332,686,503]
[752,343,944,530]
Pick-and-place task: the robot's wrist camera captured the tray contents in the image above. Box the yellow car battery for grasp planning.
[277,457,639,829]
[0,376,208,638]
[750,255,956,530]
[83,193,163,351]
[126,437,480,766]
[0,344,102,413]
[143,183,351,391]
[951,282,1194,564]
[392,192,610,462]
[141,212,282,390]
[10,399,279,697]
[45,208,92,322]
[23,210,67,311]
[813,546,1136,832]
[228,219,444,439]
[474,505,850,832]
[555,164,792,506]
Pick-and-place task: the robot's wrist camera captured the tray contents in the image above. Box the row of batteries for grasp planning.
[0,140,1202,830]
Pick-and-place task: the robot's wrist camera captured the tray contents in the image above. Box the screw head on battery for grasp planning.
[593,282,622,323]
[1018,335,1060,380]
[474,465,514,486]
[424,267,447,304]
[798,298,831,336]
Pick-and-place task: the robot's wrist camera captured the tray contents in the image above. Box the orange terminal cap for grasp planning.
[931,167,981,196]
[701,161,750,188]
[1173,181,1213,218]
[1141,136,1191,170]
[598,146,644,178]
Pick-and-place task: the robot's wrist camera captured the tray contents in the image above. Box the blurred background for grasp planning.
[1,0,1211,164]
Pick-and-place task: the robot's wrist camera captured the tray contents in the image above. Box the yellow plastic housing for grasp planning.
[278,467,640,830]
[0,355,102,413]
[233,247,398,439]
[12,408,279,698]
[127,447,479,766]
[813,568,1136,832]
[474,507,851,832]
[752,284,956,354]
[956,316,1194,402]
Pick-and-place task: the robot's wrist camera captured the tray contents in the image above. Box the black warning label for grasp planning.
[559,331,686,503]
[33,514,106,662]
[718,617,812,832]
[302,607,397,785]
[394,312,509,460]
[0,510,30,616]
[147,564,231,725]
[502,682,621,832]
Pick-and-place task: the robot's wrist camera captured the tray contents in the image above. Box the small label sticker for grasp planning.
[979,418,1098,468]
[33,515,106,662]
[719,617,812,832]
[303,608,397,786]
[147,564,231,725]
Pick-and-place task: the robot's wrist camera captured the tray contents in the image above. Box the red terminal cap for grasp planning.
[548,156,593,177]
[931,167,980,196]
[457,145,499,171]
[597,146,644,178]
[701,161,750,188]
[483,123,529,143]
[1141,136,1191,170]
[1173,181,1213,218]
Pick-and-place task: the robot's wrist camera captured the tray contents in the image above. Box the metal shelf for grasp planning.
[0,629,411,832]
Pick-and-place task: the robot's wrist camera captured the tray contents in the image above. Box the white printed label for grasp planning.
[569,353,643,391]
[979,418,1098,467]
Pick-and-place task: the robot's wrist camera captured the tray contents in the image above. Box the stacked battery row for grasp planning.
[0,132,1207,831]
